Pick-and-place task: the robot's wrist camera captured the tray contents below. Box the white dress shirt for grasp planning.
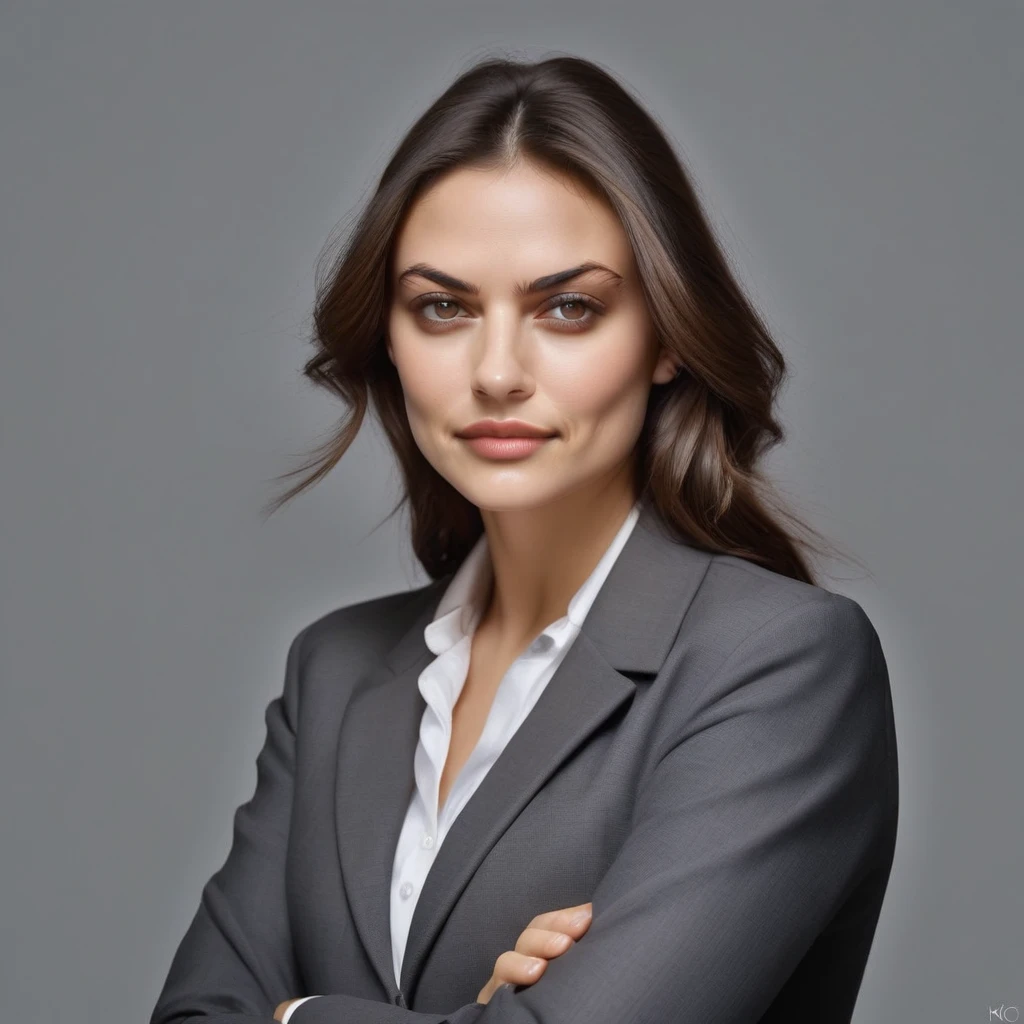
[282,502,640,1022]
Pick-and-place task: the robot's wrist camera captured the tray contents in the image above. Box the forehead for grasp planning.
[391,161,634,279]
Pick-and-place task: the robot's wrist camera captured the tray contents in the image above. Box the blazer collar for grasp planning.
[333,495,712,1003]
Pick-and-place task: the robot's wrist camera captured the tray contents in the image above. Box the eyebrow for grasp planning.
[396,261,623,297]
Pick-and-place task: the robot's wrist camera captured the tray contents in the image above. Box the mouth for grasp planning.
[456,421,557,439]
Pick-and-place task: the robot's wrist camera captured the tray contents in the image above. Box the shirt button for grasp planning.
[421,833,434,849]
[399,882,414,899]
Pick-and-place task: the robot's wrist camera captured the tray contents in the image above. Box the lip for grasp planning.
[461,435,554,460]
[456,419,558,439]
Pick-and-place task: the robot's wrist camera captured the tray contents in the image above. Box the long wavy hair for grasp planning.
[262,52,853,586]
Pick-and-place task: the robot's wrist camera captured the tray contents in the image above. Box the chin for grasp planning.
[459,482,576,514]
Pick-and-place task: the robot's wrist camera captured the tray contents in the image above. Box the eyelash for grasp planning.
[410,292,603,332]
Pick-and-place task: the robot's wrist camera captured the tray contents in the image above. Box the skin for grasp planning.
[474,901,594,1004]
[387,158,679,655]
[274,158,679,1018]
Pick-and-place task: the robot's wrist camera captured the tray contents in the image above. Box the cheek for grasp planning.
[390,334,460,420]
[547,343,650,423]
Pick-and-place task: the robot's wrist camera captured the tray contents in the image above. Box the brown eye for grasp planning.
[543,293,602,330]
[413,295,464,324]
[428,300,460,320]
[555,301,586,321]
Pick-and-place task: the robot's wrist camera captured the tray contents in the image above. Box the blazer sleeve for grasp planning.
[149,624,312,1024]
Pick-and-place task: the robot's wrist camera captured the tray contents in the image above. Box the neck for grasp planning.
[476,461,638,649]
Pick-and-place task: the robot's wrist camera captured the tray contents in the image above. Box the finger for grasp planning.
[528,902,593,933]
[514,926,574,958]
[493,949,550,986]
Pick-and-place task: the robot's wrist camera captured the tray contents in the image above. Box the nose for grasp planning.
[469,314,534,400]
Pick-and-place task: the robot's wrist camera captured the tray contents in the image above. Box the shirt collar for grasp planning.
[423,501,641,657]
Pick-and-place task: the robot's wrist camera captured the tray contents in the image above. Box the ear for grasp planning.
[385,336,395,366]
[651,345,682,385]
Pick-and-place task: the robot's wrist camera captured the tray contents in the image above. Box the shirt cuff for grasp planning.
[281,995,321,1023]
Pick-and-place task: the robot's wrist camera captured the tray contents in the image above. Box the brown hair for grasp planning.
[262,52,854,586]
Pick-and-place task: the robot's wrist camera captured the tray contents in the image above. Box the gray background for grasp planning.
[1,3,1020,1021]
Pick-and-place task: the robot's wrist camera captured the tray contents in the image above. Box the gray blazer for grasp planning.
[151,497,899,1024]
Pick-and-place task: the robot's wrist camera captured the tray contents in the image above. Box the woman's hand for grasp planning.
[272,901,594,1015]
[476,901,593,1006]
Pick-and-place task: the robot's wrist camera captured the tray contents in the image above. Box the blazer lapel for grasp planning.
[334,496,713,1003]
[334,590,444,1004]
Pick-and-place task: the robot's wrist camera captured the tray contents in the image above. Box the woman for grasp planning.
[151,54,898,1024]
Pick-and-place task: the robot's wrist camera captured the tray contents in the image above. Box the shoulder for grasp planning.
[663,551,889,749]
[661,552,893,784]
[287,575,451,674]
[689,552,881,668]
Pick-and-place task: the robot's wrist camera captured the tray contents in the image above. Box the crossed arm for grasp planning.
[150,592,897,1024]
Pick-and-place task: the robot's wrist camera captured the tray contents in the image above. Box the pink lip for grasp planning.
[462,436,554,460]
[457,419,556,438]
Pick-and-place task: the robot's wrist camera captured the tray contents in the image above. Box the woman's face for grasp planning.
[386,159,678,513]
